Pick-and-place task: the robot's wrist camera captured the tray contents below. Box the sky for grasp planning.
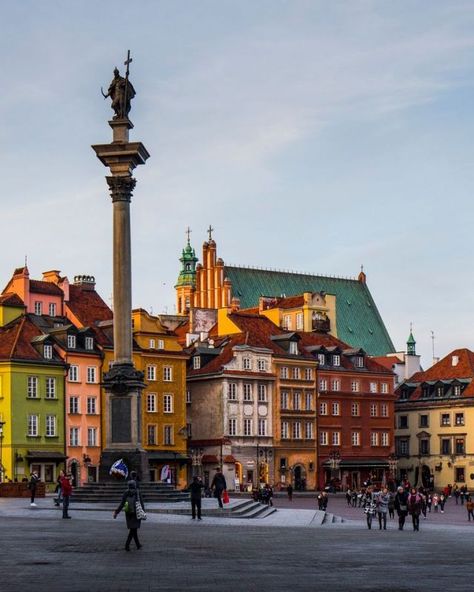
[1,1,474,367]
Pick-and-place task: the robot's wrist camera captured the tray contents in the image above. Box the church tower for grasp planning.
[404,325,421,380]
[175,228,198,315]
[407,329,416,356]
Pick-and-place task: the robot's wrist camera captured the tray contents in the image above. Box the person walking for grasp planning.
[210,468,227,509]
[28,471,40,507]
[407,488,422,531]
[346,489,352,506]
[426,492,432,513]
[388,492,395,519]
[376,488,390,530]
[460,485,467,505]
[113,480,145,551]
[394,486,409,531]
[466,496,474,521]
[54,470,65,507]
[454,487,460,505]
[189,476,204,520]
[432,493,439,512]
[60,473,73,519]
[321,491,329,511]
[439,493,446,513]
[363,488,377,530]
[317,491,324,511]
[263,483,273,507]
[287,483,293,501]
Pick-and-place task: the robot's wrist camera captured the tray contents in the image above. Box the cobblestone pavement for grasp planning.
[1,497,474,591]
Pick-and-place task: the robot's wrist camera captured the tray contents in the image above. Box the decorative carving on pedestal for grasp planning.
[106,175,137,203]
[103,363,145,395]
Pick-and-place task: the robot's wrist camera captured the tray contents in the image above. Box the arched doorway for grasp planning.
[294,465,307,491]
[421,465,432,489]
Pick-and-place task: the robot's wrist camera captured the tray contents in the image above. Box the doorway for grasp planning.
[294,465,306,490]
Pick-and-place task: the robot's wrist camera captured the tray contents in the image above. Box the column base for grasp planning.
[99,448,149,483]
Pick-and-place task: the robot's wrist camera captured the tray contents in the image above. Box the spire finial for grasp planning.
[360,264,364,273]
[186,226,192,246]
[207,224,214,241]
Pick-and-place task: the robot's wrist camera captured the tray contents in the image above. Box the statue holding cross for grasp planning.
[101,50,136,120]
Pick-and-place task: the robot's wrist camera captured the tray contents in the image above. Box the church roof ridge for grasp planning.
[226,263,358,282]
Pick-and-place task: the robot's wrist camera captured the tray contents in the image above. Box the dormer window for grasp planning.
[67,335,76,349]
[149,339,156,349]
[436,386,444,397]
[243,358,251,370]
[317,353,325,366]
[193,356,201,370]
[332,354,340,367]
[48,303,57,316]
[355,356,364,368]
[44,344,53,359]
[289,342,298,355]
[85,337,94,350]
[454,384,461,396]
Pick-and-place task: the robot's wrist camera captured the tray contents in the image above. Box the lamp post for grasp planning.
[191,448,203,478]
[388,453,398,481]
[0,421,5,483]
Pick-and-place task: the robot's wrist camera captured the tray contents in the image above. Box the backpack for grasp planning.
[124,491,137,514]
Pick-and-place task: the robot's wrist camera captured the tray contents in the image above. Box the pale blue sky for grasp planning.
[2,1,474,365]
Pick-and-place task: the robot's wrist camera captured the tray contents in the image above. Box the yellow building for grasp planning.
[395,348,474,491]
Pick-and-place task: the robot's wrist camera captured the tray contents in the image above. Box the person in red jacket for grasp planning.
[60,473,73,519]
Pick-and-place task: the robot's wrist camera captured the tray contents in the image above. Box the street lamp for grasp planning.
[191,448,203,477]
[0,420,5,483]
[388,453,398,477]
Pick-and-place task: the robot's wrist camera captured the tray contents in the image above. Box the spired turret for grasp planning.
[175,229,198,314]
[407,329,416,356]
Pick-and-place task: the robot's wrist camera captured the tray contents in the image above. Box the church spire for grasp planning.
[175,228,198,315]
[407,323,416,356]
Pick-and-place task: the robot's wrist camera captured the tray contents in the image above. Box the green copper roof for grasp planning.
[175,241,198,288]
[225,266,395,356]
[407,332,416,345]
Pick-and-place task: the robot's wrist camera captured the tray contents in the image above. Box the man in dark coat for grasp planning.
[189,476,205,520]
[113,480,146,551]
[210,468,227,509]
[28,471,40,507]
[394,485,409,530]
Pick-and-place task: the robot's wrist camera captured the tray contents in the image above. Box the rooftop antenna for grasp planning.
[431,330,435,359]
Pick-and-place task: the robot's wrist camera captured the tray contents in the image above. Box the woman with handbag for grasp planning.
[394,485,409,531]
[113,480,146,551]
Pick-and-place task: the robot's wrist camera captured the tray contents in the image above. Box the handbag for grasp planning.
[135,500,147,520]
[222,490,230,504]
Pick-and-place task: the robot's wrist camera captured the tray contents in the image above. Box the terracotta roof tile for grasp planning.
[0,315,60,362]
[0,292,24,306]
[372,355,404,370]
[29,280,63,295]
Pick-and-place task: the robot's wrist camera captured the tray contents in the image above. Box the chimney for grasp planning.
[73,275,96,291]
[42,270,62,284]
[230,297,240,312]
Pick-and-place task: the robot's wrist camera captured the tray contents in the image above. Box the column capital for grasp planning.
[106,175,137,203]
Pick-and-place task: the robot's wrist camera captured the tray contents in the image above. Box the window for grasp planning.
[419,414,429,428]
[370,432,379,446]
[164,425,173,445]
[455,413,465,426]
[289,342,298,355]
[397,439,409,456]
[257,359,266,371]
[228,383,237,401]
[441,439,451,455]
[258,419,267,436]
[258,384,267,402]
[67,335,76,349]
[455,467,465,482]
[293,392,301,410]
[370,403,378,417]
[70,427,80,446]
[319,379,328,391]
[456,438,465,454]
[454,385,462,396]
[46,415,56,437]
[331,402,340,416]
[332,354,340,367]
[441,413,450,426]
[158,339,165,350]
[228,418,237,436]
[332,431,340,446]
[354,356,364,368]
[163,367,173,382]
[281,421,289,439]
[34,301,42,315]
[305,422,314,439]
[351,432,360,446]
[351,380,360,392]
[280,366,288,379]
[293,422,301,439]
[44,345,53,359]
[319,431,328,446]
[149,339,156,349]
[69,396,79,414]
[369,382,378,393]
[318,353,325,366]
[243,384,252,401]
[243,357,251,370]
[88,427,97,446]
[146,392,156,412]
[419,439,429,455]
[305,368,313,381]
[436,386,444,397]
[45,377,56,399]
[305,392,313,410]
[331,380,340,392]
[280,391,289,409]
[351,402,360,417]
[380,403,388,417]
[381,432,389,447]
[28,414,39,437]
[186,390,191,404]
[68,365,79,382]
[163,394,173,413]
[146,365,156,381]
[87,397,97,414]
[381,383,389,394]
[283,315,292,330]
[398,415,408,429]
[296,313,303,330]
[422,387,430,398]
[27,376,38,398]
[85,337,94,350]
[193,356,201,369]
[87,367,97,383]
[319,402,328,415]
[292,366,300,379]
[147,425,157,445]
[244,419,252,436]
[48,303,56,316]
